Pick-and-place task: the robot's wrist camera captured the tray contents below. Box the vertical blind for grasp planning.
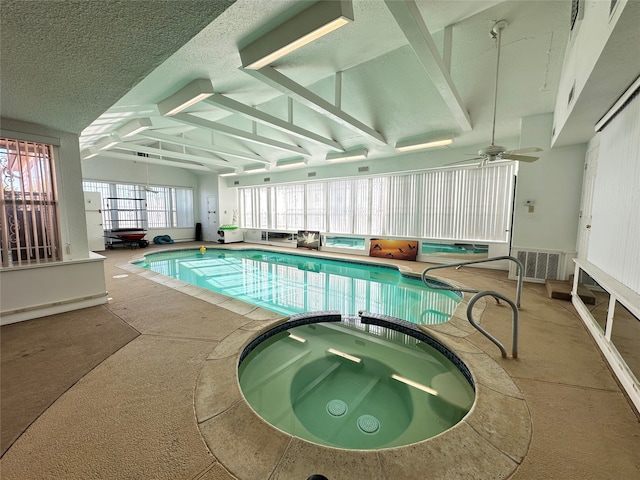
[588,88,640,294]
[0,137,60,267]
[239,163,516,243]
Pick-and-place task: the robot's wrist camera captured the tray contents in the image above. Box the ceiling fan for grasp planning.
[461,20,542,167]
[143,163,159,193]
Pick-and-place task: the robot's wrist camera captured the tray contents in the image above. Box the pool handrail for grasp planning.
[420,255,523,359]
[420,255,524,308]
[466,291,519,359]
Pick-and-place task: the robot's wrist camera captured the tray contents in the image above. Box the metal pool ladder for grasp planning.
[421,256,523,359]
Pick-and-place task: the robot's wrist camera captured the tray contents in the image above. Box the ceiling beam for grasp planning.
[84,151,211,172]
[115,143,237,169]
[170,112,310,156]
[136,130,269,164]
[244,66,387,145]
[201,94,344,150]
[384,0,472,131]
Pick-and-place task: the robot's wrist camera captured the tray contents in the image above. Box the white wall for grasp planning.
[512,114,586,258]
[197,173,219,242]
[552,0,635,145]
[82,155,198,188]
[0,118,108,322]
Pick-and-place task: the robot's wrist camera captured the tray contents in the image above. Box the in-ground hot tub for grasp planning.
[238,312,475,450]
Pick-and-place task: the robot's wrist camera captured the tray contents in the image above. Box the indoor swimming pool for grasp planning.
[135,248,461,325]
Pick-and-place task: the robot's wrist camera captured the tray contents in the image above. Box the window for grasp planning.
[239,163,516,243]
[1,137,60,267]
[146,187,194,228]
[83,181,194,230]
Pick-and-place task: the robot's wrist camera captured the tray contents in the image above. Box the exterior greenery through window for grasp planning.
[239,163,516,243]
[1,137,60,267]
[82,181,193,230]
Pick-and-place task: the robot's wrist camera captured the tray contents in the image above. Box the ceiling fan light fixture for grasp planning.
[326,148,368,163]
[276,157,308,168]
[395,134,454,153]
[157,79,214,116]
[239,1,354,70]
[118,118,152,138]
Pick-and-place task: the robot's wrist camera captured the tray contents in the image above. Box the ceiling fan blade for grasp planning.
[504,147,543,155]
[501,154,539,162]
[443,157,483,167]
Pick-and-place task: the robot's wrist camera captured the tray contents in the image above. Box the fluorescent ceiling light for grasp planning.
[243,164,269,174]
[276,157,308,168]
[95,134,120,151]
[157,79,214,116]
[395,134,454,153]
[81,148,99,160]
[240,0,354,70]
[218,169,238,177]
[326,148,368,163]
[391,374,438,396]
[117,118,152,138]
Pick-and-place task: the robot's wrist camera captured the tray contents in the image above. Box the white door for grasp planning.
[576,145,598,259]
[206,196,218,241]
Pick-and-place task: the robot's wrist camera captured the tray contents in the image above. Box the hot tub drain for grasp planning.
[357,415,380,434]
[326,399,348,417]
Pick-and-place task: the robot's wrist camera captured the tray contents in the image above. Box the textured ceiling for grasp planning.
[0,0,235,134]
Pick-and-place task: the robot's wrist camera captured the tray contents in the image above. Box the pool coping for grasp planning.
[117,245,531,479]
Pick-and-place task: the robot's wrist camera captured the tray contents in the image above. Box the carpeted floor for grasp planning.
[0,306,139,455]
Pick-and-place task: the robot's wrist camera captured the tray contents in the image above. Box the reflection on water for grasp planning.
[139,249,460,325]
[238,320,474,449]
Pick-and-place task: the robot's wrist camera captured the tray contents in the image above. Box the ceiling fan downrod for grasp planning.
[489,20,508,147]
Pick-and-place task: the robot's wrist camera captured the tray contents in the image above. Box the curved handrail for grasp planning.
[421,255,524,308]
[467,291,519,359]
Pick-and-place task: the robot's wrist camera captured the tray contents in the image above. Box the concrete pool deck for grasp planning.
[1,242,639,479]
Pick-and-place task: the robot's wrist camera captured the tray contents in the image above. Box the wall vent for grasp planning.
[358,166,370,173]
[233,180,240,186]
[308,172,317,177]
[264,177,271,182]
[510,249,563,283]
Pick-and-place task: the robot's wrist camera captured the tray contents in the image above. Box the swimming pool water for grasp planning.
[238,319,475,449]
[137,249,461,325]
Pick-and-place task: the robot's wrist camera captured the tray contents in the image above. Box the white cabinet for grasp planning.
[84,192,105,252]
